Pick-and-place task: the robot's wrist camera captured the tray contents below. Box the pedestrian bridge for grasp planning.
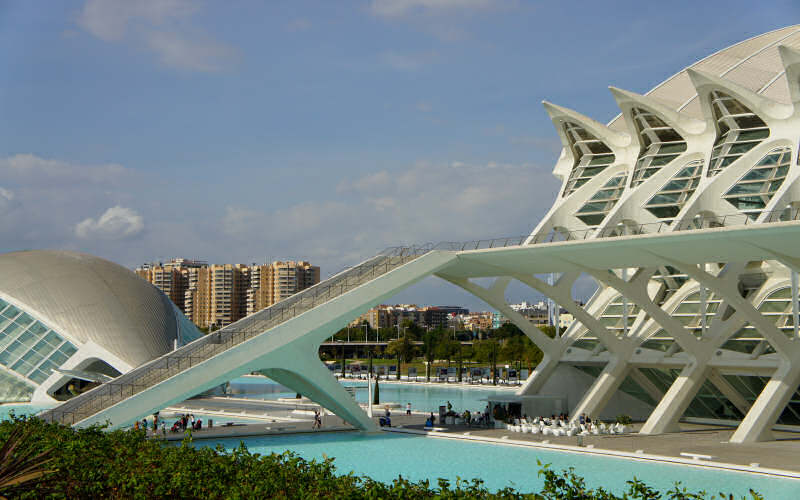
[40,220,800,442]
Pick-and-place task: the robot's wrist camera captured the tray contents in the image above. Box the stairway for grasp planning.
[40,246,435,427]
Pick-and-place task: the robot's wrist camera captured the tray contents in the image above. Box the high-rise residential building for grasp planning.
[136,259,319,329]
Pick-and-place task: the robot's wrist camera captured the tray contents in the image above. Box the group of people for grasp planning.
[169,414,210,433]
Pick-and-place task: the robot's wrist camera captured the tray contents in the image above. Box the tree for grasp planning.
[475,339,500,385]
[386,336,417,380]
[422,330,439,382]
[435,337,460,381]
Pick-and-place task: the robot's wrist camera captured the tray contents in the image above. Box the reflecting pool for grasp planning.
[207,431,795,498]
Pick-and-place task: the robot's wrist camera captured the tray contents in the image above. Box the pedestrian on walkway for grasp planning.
[406,402,411,415]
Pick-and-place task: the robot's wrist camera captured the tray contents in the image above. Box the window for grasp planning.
[561,122,616,197]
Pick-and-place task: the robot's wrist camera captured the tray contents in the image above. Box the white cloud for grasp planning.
[77,0,237,73]
[381,51,436,71]
[75,206,144,240]
[78,0,196,41]
[0,154,130,186]
[0,188,15,214]
[146,31,238,72]
[223,160,559,272]
[370,0,496,18]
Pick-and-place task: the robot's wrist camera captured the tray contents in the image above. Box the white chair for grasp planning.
[591,426,600,435]
[530,425,538,434]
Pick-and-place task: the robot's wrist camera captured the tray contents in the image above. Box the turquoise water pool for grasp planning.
[0,404,52,420]
[227,377,508,413]
[209,431,796,498]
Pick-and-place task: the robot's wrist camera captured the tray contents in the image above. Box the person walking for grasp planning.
[406,402,411,415]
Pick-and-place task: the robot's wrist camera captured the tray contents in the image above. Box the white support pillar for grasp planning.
[707,368,751,416]
[569,357,630,424]
[792,270,799,339]
[622,268,629,337]
[699,269,707,337]
[628,367,665,404]
[639,362,709,435]
[518,353,560,396]
[730,362,800,443]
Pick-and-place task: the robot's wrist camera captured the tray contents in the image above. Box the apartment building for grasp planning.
[136,259,319,329]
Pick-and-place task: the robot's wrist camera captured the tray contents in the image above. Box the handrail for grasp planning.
[39,206,800,425]
[40,250,428,425]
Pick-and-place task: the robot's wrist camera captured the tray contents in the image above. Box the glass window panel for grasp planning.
[27,322,47,336]
[673,302,700,314]
[29,370,49,385]
[47,350,69,366]
[15,331,36,349]
[726,183,766,195]
[742,169,773,181]
[14,313,33,327]
[20,349,44,368]
[1,322,25,338]
[1,305,20,320]
[661,179,689,191]
[650,155,678,166]
[31,338,55,358]
[4,340,28,359]
[0,351,12,365]
[728,142,757,155]
[60,343,77,357]
[760,300,790,313]
[769,288,792,299]
[10,358,33,375]
[43,331,62,348]
[37,359,58,374]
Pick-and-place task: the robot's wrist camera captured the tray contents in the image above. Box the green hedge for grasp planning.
[0,416,762,499]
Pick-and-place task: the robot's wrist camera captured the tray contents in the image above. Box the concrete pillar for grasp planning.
[707,367,751,416]
[569,357,630,424]
[518,353,560,396]
[730,362,800,443]
[262,359,377,431]
[639,361,709,435]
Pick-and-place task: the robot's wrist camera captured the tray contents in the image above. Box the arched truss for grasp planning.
[509,43,800,443]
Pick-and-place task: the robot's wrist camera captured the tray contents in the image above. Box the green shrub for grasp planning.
[0,416,763,499]
[615,414,632,425]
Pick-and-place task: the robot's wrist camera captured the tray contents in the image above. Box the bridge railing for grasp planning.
[527,207,800,244]
[40,246,432,426]
[40,207,800,425]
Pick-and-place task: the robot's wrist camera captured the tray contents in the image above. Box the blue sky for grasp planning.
[1,1,799,310]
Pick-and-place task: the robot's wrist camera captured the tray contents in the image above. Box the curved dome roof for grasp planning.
[608,25,800,130]
[0,250,179,368]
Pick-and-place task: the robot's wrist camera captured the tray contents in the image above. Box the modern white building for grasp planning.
[0,250,201,404]
[40,26,800,444]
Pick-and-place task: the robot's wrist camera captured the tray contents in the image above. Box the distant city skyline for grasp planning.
[2,1,798,310]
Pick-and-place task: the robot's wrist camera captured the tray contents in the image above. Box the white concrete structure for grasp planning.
[0,250,201,405]
[41,26,800,443]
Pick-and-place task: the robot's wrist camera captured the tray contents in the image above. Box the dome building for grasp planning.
[0,250,201,404]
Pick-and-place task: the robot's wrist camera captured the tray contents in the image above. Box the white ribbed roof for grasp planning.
[0,250,179,367]
[608,25,800,130]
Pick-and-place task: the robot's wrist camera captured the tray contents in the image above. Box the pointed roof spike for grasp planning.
[608,86,706,136]
[778,45,800,105]
[686,68,793,121]
[541,100,631,148]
